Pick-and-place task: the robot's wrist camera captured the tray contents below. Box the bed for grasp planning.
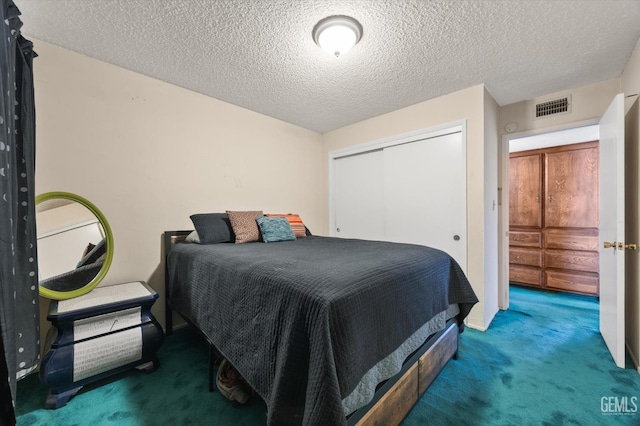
[164,221,477,426]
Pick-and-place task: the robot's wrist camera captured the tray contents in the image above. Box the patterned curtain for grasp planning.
[0,1,38,424]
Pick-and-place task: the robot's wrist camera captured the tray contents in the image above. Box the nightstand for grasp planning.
[40,281,164,409]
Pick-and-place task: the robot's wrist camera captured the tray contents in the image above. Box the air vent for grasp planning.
[535,96,571,119]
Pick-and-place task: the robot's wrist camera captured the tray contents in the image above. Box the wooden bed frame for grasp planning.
[163,230,460,425]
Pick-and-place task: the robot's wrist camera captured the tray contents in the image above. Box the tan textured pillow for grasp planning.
[226,210,263,244]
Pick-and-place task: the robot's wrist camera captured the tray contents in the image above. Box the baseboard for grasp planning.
[484,307,498,330]
[465,319,488,332]
[625,341,640,374]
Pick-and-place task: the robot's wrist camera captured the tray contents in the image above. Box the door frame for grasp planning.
[498,118,599,310]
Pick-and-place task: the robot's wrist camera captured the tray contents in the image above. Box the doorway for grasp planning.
[499,121,600,310]
[500,94,635,370]
[507,126,600,297]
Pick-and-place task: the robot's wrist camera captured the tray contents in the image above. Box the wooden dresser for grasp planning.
[509,141,599,296]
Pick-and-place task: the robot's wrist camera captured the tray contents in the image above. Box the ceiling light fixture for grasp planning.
[312,15,363,58]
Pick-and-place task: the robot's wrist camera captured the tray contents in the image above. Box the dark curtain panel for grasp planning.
[0,1,38,424]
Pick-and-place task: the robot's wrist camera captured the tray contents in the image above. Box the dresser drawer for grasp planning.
[509,231,542,248]
[509,248,542,267]
[545,270,598,295]
[545,232,598,251]
[544,249,599,273]
[509,265,541,286]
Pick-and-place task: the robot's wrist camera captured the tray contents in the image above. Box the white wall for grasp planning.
[484,88,500,327]
[323,84,498,331]
[621,36,640,372]
[33,40,324,333]
[499,79,620,135]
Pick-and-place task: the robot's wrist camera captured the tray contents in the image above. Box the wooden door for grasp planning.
[509,142,600,295]
[545,147,599,228]
[509,154,542,228]
[509,153,543,288]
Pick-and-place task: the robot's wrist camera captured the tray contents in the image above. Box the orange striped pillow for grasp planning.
[266,213,306,238]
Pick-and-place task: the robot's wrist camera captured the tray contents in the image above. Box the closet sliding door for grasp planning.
[333,149,385,240]
[383,132,466,271]
[332,126,467,272]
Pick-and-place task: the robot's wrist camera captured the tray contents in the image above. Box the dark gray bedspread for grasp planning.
[167,235,477,425]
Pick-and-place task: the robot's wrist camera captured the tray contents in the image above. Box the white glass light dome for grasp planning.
[312,16,363,57]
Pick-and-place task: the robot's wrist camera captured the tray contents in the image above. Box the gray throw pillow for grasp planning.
[190,213,235,244]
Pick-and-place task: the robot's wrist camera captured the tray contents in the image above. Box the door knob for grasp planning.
[603,241,637,250]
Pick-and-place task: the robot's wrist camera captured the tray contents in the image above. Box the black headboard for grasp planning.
[163,230,192,335]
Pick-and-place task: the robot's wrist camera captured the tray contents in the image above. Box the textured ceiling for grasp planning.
[16,0,640,133]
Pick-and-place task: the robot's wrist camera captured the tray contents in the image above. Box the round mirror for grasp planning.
[35,192,114,300]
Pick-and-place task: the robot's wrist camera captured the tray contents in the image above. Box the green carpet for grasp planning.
[15,286,640,425]
[403,286,639,426]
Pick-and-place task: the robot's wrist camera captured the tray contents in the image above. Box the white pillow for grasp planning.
[185,230,200,243]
